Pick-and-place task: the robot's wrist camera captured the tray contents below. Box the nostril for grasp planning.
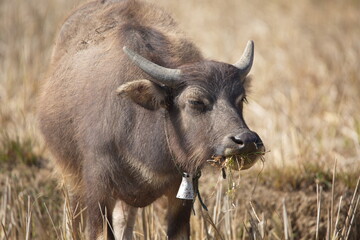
[255,141,265,150]
[230,136,244,146]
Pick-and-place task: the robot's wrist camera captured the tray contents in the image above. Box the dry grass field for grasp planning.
[1,0,360,239]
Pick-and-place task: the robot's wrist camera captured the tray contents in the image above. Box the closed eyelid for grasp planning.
[187,97,211,106]
[235,94,247,104]
[185,88,212,105]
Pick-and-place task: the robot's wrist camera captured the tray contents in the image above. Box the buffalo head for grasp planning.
[117,41,265,173]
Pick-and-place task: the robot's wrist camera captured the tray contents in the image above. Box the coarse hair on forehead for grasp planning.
[178,60,250,97]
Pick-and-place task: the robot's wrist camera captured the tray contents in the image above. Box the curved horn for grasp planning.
[123,46,182,87]
[233,40,254,75]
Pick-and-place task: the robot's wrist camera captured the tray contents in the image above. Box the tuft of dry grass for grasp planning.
[1,0,360,239]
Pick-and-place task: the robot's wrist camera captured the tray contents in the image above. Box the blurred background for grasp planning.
[0,0,359,239]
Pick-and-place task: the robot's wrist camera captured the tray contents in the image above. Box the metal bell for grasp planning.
[176,172,195,200]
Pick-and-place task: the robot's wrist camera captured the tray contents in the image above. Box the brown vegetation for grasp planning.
[0,0,359,239]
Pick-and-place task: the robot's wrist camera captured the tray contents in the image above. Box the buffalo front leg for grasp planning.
[112,200,138,240]
[166,190,193,240]
[83,160,116,240]
[85,195,114,240]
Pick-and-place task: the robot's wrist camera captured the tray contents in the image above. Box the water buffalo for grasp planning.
[38,0,265,239]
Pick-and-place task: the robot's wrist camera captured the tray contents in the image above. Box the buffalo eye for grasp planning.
[188,100,204,106]
[242,96,248,104]
[188,99,206,111]
[235,95,248,108]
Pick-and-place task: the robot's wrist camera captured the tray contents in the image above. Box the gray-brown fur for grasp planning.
[38,0,264,239]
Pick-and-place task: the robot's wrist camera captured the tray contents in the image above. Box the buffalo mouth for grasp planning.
[208,145,266,171]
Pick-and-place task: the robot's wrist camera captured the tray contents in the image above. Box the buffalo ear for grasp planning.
[116,79,167,110]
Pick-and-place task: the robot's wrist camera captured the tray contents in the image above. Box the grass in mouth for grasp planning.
[207,152,267,197]
[208,151,267,170]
